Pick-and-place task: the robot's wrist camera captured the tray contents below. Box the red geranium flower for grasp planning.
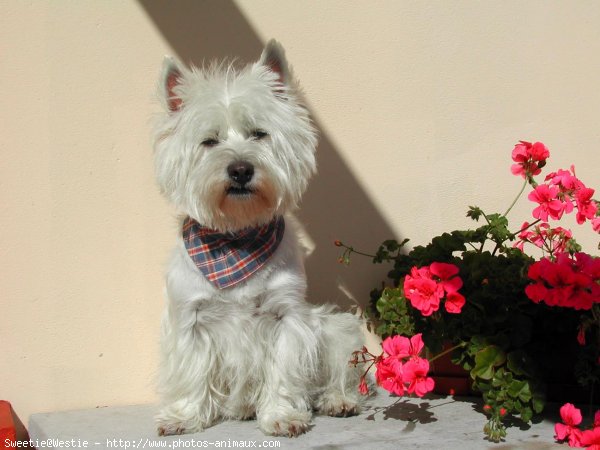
[445,291,466,313]
[526,255,596,310]
[430,262,463,294]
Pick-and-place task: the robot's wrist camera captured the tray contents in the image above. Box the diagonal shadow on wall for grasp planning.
[138,0,399,309]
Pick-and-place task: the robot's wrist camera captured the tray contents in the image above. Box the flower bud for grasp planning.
[359,378,369,395]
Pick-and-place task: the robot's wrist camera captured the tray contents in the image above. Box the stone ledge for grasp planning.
[28,389,562,449]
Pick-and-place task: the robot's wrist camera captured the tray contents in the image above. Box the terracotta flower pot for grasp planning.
[429,344,474,396]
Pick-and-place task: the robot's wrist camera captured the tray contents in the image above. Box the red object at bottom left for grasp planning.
[0,400,17,448]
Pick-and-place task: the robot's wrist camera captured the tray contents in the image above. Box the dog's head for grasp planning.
[153,40,317,232]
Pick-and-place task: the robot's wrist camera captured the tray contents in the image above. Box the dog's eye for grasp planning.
[250,130,269,140]
[201,138,219,147]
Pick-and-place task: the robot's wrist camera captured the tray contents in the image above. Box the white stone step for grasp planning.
[28,389,561,449]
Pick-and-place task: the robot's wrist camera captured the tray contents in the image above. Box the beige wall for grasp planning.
[2,0,599,423]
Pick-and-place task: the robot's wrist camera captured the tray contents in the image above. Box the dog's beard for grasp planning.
[200,178,279,232]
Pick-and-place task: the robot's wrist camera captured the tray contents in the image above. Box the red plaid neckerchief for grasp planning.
[182,216,285,289]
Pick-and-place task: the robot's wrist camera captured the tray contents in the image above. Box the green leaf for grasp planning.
[507,380,531,402]
[532,394,545,414]
[472,345,506,380]
[491,368,504,387]
[373,239,411,263]
[467,206,484,221]
[520,406,533,423]
[507,350,534,377]
[513,399,522,410]
[491,368,514,388]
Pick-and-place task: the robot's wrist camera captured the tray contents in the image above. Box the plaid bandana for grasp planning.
[182,216,285,289]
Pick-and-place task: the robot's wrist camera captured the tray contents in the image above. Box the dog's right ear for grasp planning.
[161,56,184,112]
[258,39,291,88]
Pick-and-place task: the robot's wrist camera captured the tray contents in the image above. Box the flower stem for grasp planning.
[429,342,467,363]
[592,304,600,324]
[515,218,542,234]
[503,178,529,217]
[589,382,596,418]
[466,242,479,251]
[347,247,377,259]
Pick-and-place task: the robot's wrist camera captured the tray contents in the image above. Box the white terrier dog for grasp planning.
[153,40,362,437]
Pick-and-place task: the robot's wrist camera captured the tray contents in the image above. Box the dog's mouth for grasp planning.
[226,185,255,197]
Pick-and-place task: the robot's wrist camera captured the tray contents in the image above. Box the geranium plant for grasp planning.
[340,141,600,442]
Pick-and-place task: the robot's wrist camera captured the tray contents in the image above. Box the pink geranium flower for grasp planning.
[515,221,542,251]
[375,357,405,396]
[592,217,600,233]
[529,141,550,161]
[555,403,583,447]
[546,227,574,254]
[514,222,574,255]
[575,187,598,224]
[402,357,435,397]
[376,334,433,398]
[404,263,465,316]
[403,267,444,316]
[382,334,425,371]
[545,166,583,192]
[529,184,568,221]
[580,427,600,449]
[511,141,549,178]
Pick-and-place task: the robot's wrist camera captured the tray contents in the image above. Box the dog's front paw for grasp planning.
[316,393,360,418]
[258,410,311,437]
[155,406,207,437]
[157,423,186,436]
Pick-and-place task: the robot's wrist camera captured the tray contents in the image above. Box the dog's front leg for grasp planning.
[156,298,222,436]
[255,296,317,437]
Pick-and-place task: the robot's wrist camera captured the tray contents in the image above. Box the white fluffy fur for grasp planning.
[153,40,363,437]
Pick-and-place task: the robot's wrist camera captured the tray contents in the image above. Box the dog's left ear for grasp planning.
[160,56,185,112]
[258,39,291,87]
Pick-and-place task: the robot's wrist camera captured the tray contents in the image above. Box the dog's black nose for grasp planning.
[227,161,254,186]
